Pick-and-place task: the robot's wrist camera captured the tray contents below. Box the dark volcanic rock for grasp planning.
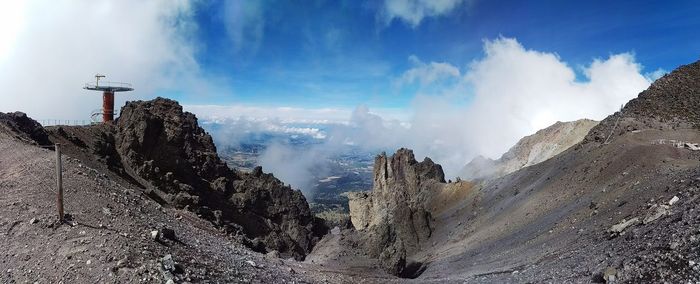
[0,112,51,145]
[42,97,326,260]
[115,98,231,200]
[229,169,326,258]
[112,98,326,260]
[350,148,445,276]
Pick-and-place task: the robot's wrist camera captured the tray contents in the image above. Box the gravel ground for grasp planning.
[0,132,378,283]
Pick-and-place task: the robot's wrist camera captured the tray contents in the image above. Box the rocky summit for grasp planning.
[348,148,445,276]
[47,97,327,260]
[461,119,598,181]
[585,60,700,145]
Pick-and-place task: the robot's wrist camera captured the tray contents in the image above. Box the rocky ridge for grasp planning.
[414,59,700,282]
[0,126,365,283]
[47,98,327,260]
[461,119,598,181]
[585,60,700,145]
[0,111,51,145]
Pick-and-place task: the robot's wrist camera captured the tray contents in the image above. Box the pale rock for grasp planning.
[668,195,679,205]
[643,204,669,224]
[609,218,639,235]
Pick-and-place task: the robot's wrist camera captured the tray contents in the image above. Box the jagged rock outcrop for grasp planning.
[348,148,445,276]
[0,112,51,145]
[461,119,598,180]
[115,98,232,205]
[115,98,327,259]
[47,98,327,260]
[227,166,328,258]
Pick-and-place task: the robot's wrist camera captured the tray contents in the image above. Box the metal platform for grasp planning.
[83,81,133,92]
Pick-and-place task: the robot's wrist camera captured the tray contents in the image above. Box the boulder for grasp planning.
[643,204,669,224]
[347,191,373,230]
[608,217,640,236]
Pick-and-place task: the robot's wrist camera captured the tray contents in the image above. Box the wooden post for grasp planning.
[56,143,64,222]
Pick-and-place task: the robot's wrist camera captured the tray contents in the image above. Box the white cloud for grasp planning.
[223,1,265,52]
[202,37,655,184]
[381,0,466,27]
[0,2,26,63]
[201,117,327,145]
[402,37,652,176]
[192,104,412,196]
[186,104,411,126]
[397,55,461,86]
[187,104,353,125]
[258,142,333,197]
[0,0,200,121]
[645,68,668,81]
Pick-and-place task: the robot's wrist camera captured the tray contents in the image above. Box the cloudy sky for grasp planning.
[1,0,699,179]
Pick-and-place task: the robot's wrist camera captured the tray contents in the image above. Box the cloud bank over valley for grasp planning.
[190,37,662,196]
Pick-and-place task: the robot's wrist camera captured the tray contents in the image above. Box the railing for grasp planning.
[38,119,94,126]
[84,81,133,89]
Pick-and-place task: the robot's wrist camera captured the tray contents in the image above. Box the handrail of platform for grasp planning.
[84,81,133,89]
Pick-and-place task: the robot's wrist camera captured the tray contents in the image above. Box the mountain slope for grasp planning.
[461,119,598,181]
[0,129,325,282]
[312,60,700,283]
[0,111,388,283]
[415,60,700,282]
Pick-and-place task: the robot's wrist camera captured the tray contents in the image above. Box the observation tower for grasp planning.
[83,74,133,122]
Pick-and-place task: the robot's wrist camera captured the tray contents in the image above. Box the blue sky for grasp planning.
[2,0,698,120]
[172,0,700,109]
[1,0,699,181]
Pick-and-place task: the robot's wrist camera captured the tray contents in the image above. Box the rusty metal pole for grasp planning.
[56,143,64,222]
[102,91,115,122]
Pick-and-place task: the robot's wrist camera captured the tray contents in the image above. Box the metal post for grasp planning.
[56,143,64,222]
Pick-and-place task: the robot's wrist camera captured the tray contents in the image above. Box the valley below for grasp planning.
[212,132,377,225]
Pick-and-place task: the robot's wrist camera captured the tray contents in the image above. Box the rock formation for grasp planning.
[461,119,598,180]
[114,98,232,207]
[348,148,445,276]
[47,98,327,260]
[0,111,51,145]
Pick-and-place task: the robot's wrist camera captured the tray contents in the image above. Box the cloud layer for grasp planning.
[399,37,653,175]
[198,37,657,190]
[0,3,659,196]
[398,55,461,86]
[381,0,467,27]
[0,1,199,120]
